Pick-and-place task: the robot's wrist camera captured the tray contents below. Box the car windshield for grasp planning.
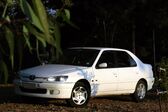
[58,49,100,67]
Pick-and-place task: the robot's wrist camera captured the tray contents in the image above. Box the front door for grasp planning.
[92,51,118,96]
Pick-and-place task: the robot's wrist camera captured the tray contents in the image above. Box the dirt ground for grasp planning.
[0,85,168,112]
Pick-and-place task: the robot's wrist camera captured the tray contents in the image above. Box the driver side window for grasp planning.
[96,51,116,69]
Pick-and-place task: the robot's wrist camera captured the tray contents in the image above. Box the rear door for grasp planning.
[115,51,139,93]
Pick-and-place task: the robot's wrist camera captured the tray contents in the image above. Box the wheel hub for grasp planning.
[72,87,88,105]
[137,83,146,99]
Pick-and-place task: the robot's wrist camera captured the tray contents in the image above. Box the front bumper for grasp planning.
[14,79,75,99]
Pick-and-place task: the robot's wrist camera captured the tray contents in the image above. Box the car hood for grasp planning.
[19,64,87,77]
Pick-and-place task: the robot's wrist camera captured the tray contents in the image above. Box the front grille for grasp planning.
[21,76,47,82]
[20,87,47,94]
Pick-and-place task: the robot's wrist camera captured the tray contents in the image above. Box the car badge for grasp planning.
[29,75,36,80]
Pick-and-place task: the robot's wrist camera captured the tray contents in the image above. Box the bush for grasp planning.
[156,57,168,92]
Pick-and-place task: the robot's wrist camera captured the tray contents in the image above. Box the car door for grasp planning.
[92,50,118,96]
[115,51,139,93]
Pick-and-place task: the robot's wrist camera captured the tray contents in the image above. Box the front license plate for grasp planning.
[22,82,36,89]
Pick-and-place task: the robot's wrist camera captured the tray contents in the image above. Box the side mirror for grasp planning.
[98,63,107,68]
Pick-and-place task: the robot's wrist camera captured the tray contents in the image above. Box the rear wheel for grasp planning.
[67,82,90,107]
[134,80,147,102]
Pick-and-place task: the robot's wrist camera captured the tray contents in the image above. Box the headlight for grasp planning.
[47,76,68,82]
[47,77,56,82]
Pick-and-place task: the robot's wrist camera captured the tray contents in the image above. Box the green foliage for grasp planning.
[157,57,168,92]
[0,60,8,84]
[5,26,14,68]
[0,0,13,84]
[0,0,72,83]
[19,0,44,32]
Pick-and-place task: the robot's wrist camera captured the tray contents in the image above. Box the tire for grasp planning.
[133,80,147,102]
[67,82,90,107]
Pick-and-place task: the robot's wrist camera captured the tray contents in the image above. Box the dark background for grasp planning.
[1,0,168,71]
[59,0,168,64]
[19,0,168,69]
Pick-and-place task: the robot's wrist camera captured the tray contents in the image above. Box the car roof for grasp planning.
[69,47,129,52]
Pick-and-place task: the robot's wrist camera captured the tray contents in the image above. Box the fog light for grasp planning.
[49,90,60,95]
[50,90,54,94]
[55,90,60,94]
[37,84,40,88]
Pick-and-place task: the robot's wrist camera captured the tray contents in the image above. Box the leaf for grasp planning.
[25,23,46,47]
[55,9,62,18]
[53,22,62,54]
[54,28,62,59]
[7,0,14,5]
[36,40,42,64]
[16,37,23,70]
[64,0,72,7]
[49,19,62,54]
[19,0,44,32]
[5,26,14,69]
[56,9,79,29]
[5,15,11,23]
[1,2,8,18]
[0,60,8,84]
[64,9,70,20]
[0,44,8,56]
[62,10,79,29]
[23,25,33,51]
[31,0,51,44]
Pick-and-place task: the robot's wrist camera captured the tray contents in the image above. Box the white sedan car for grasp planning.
[14,47,154,107]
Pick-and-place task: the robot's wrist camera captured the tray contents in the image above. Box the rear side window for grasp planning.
[115,51,137,67]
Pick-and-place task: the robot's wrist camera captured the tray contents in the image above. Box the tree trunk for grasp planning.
[153,28,156,76]
[132,24,136,54]
[103,20,107,47]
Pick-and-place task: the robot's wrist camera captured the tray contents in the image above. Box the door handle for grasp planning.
[113,73,117,77]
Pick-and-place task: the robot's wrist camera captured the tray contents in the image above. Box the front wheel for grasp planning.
[67,82,90,107]
[133,80,147,102]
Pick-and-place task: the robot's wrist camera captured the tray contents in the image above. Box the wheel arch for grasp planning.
[137,78,148,90]
[75,79,91,93]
